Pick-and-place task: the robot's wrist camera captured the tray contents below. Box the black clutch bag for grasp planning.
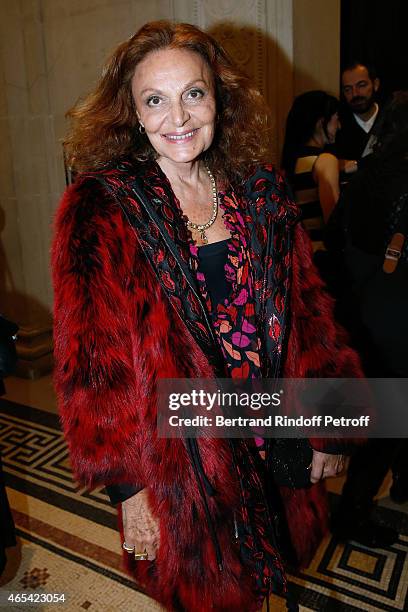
[269,438,313,489]
[0,316,19,378]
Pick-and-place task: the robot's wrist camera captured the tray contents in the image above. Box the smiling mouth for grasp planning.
[163,129,198,141]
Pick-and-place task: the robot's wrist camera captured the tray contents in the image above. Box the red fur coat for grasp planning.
[52,161,361,611]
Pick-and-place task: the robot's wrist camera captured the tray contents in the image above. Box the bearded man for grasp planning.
[336,61,380,161]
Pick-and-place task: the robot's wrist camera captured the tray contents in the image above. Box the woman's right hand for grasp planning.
[310,450,345,483]
[122,489,160,560]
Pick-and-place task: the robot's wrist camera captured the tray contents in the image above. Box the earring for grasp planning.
[139,123,145,134]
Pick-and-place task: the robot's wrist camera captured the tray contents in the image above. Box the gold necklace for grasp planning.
[186,166,218,244]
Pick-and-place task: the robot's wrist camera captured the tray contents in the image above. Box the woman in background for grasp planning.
[281,91,343,251]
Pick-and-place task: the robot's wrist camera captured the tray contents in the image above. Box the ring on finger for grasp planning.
[122,542,135,553]
[134,549,148,561]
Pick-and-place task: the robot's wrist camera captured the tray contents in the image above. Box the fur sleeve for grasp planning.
[284,224,364,453]
[52,177,145,488]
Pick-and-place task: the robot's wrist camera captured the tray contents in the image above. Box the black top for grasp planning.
[290,146,324,247]
[197,239,230,310]
[335,107,380,161]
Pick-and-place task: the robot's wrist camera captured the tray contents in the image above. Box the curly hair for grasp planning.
[64,20,271,182]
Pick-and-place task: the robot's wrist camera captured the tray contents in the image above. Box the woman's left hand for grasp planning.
[122,489,160,560]
[310,450,345,483]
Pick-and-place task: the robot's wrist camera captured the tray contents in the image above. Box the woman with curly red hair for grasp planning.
[53,21,361,611]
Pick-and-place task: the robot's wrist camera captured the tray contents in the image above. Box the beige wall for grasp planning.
[0,0,340,377]
[293,0,341,96]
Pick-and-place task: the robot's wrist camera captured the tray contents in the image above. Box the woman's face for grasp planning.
[131,47,217,167]
[326,112,340,143]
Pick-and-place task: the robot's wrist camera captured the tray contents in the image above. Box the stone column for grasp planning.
[0,0,56,378]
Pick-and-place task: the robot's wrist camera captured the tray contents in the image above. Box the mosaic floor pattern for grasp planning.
[1,398,407,611]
